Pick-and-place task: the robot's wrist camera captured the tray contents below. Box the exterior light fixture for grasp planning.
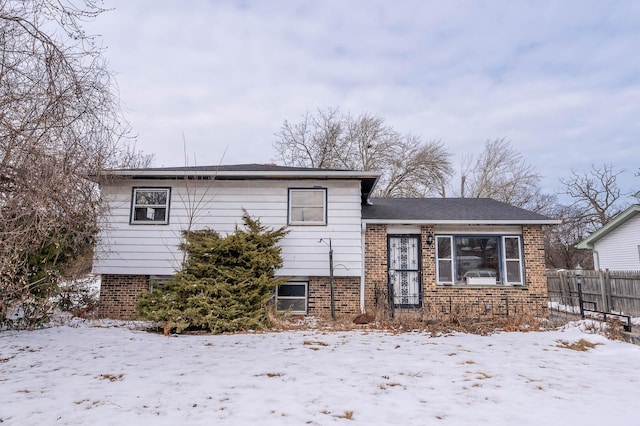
[426,232,434,246]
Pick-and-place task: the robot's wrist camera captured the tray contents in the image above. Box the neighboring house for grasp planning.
[92,164,558,320]
[576,204,640,270]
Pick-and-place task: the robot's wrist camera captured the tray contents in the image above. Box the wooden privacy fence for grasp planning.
[547,270,640,317]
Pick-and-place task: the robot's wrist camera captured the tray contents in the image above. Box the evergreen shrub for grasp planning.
[137,212,288,334]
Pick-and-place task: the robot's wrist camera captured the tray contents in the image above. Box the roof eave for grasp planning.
[576,204,640,249]
[97,169,381,180]
[363,219,561,225]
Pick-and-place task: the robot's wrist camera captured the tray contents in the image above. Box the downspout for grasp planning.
[360,222,366,314]
[593,250,600,270]
[329,239,335,320]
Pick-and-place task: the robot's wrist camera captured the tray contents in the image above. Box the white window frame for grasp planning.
[275,281,308,314]
[288,188,327,225]
[436,236,454,285]
[502,236,524,285]
[435,234,525,286]
[130,187,171,225]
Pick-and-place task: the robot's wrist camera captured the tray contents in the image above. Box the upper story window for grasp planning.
[436,235,524,285]
[130,187,171,224]
[288,188,327,225]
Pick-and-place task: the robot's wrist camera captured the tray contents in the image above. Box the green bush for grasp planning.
[137,212,288,334]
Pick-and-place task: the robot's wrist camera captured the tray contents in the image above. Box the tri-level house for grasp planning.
[92,164,558,320]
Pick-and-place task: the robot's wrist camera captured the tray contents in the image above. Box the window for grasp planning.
[288,188,327,225]
[436,235,524,285]
[275,281,308,314]
[130,187,170,224]
[503,236,523,284]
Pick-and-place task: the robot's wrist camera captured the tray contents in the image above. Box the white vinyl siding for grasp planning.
[592,214,640,270]
[94,179,363,277]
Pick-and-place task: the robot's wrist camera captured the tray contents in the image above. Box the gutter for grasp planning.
[96,169,381,180]
[362,219,561,226]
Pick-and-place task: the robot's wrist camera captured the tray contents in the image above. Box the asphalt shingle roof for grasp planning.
[363,198,556,223]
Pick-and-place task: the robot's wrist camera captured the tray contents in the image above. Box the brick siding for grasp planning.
[308,276,361,317]
[364,224,549,320]
[98,274,149,320]
[98,273,363,320]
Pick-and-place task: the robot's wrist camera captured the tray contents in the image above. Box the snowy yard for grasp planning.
[1,320,639,425]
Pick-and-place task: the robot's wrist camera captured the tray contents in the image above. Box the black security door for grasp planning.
[388,235,421,308]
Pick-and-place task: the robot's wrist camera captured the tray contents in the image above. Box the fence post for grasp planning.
[604,269,613,312]
[598,269,609,312]
[559,270,569,303]
[577,281,585,319]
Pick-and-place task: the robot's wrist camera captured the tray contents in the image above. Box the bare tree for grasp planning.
[0,0,146,327]
[544,204,594,269]
[459,139,547,210]
[273,108,453,197]
[273,107,346,169]
[559,164,628,231]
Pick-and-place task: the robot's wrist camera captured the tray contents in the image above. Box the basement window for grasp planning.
[130,187,171,224]
[275,281,308,314]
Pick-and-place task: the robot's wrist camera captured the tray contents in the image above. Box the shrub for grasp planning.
[137,212,288,333]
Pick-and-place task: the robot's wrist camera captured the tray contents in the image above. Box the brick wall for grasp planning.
[99,273,363,319]
[364,224,387,316]
[99,274,149,320]
[364,224,549,320]
[308,276,361,317]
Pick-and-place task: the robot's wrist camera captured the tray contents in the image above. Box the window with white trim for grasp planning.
[436,235,524,285]
[288,188,327,225]
[130,187,170,224]
[275,281,308,314]
[503,236,524,284]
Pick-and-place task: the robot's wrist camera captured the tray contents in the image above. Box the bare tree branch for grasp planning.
[459,138,546,210]
[1,0,148,327]
[273,107,453,197]
[559,164,627,230]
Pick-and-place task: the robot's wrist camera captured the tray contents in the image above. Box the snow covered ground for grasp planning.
[1,320,639,425]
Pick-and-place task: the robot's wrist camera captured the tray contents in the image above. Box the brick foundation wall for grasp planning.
[364,224,549,320]
[99,273,362,319]
[308,276,361,317]
[99,274,149,320]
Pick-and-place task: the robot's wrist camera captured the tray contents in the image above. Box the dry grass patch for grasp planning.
[475,372,493,380]
[556,339,600,351]
[303,340,329,346]
[336,410,354,420]
[98,373,124,382]
[379,382,403,390]
[255,372,285,378]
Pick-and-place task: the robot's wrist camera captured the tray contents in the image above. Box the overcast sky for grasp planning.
[87,0,640,196]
